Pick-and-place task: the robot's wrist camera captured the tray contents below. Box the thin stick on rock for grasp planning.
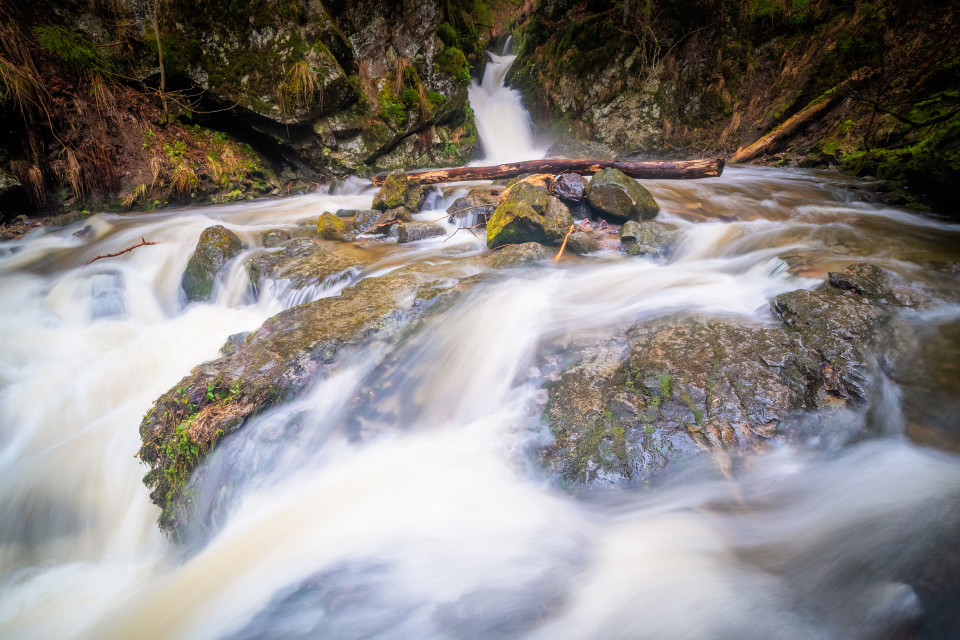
[553,225,576,262]
[86,237,159,265]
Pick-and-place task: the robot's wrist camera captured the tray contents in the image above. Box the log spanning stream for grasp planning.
[2,47,960,640]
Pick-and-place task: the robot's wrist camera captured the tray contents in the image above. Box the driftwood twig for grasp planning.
[86,237,159,265]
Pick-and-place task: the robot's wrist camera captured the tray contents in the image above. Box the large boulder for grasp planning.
[486,182,575,248]
[181,225,245,302]
[139,266,469,539]
[543,262,912,488]
[586,168,659,222]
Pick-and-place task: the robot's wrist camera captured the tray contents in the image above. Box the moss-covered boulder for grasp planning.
[486,182,575,248]
[397,221,447,243]
[543,262,914,488]
[620,220,678,257]
[372,171,409,211]
[139,266,468,539]
[261,229,292,248]
[246,237,365,293]
[181,225,245,302]
[317,211,355,241]
[586,168,659,223]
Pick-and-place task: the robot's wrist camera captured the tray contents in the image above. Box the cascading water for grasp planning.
[468,38,545,163]
[2,49,960,640]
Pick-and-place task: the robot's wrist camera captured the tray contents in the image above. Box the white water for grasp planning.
[2,54,960,640]
[468,40,545,163]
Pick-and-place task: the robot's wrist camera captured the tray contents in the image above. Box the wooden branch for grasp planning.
[86,237,159,264]
[731,68,873,164]
[553,225,576,262]
[371,157,725,185]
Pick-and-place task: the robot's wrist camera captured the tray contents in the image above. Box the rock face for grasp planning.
[397,221,447,243]
[181,226,245,302]
[486,182,574,248]
[139,265,467,539]
[316,212,355,241]
[543,263,909,488]
[585,168,659,223]
[620,220,677,257]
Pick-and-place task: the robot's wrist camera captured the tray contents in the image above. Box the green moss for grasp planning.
[436,46,471,85]
[437,23,457,47]
[33,26,107,73]
[400,88,421,111]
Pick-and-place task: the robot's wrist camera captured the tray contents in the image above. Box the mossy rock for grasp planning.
[486,182,574,248]
[261,229,293,248]
[372,170,409,211]
[181,225,245,302]
[351,209,381,233]
[139,267,468,540]
[586,168,660,223]
[317,211,355,241]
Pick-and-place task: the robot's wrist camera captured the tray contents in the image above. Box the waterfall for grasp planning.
[468,45,545,163]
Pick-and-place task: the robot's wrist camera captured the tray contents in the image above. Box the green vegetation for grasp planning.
[33,26,107,73]
[436,46,471,85]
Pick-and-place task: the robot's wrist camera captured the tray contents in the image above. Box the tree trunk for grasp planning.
[371,157,725,186]
[730,68,872,164]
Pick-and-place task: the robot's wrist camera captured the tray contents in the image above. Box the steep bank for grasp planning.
[0,0,493,223]
[507,0,960,210]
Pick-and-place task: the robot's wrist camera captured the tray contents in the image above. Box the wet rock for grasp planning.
[0,167,31,221]
[317,212,355,241]
[486,182,574,248]
[883,316,960,453]
[566,231,600,255]
[352,209,381,233]
[543,319,797,487]
[620,220,677,257]
[246,237,365,292]
[139,267,466,539]
[482,242,551,269]
[586,168,659,223]
[447,193,497,224]
[828,263,911,305]
[181,225,244,302]
[398,221,447,243]
[553,172,588,202]
[219,331,251,356]
[261,229,292,248]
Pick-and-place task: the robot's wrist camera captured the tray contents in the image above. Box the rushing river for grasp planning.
[2,50,960,640]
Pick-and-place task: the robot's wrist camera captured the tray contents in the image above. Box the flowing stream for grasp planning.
[2,51,960,640]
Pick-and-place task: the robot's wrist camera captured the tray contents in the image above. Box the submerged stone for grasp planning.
[482,242,551,269]
[181,225,244,302]
[620,220,677,257]
[586,168,659,222]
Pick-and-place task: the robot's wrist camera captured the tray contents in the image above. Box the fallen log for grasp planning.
[730,68,872,164]
[371,157,724,186]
